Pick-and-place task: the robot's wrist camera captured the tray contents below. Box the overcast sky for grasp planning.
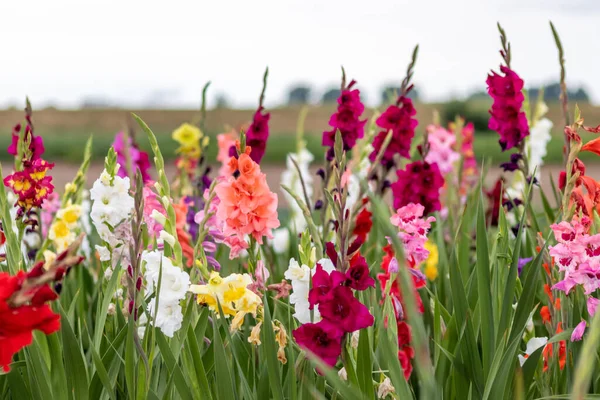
[1,0,599,108]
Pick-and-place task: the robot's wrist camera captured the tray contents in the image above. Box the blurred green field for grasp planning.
[0,102,598,165]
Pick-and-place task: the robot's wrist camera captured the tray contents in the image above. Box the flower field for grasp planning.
[2,23,600,399]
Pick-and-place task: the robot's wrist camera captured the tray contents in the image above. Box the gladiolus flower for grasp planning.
[391,161,444,215]
[292,321,343,367]
[571,320,586,342]
[246,107,271,164]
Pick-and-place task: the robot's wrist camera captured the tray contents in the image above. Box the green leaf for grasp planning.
[356,329,375,400]
[476,192,495,379]
[211,323,238,400]
[155,331,194,400]
[261,296,285,400]
[59,306,89,400]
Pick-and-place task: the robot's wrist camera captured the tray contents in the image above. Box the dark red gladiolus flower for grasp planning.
[325,242,339,268]
[0,271,60,373]
[485,178,507,226]
[352,208,372,241]
[397,321,412,347]
[391,161,444,215]
[486,65,529,151]
[345,253,375,291]
[369,96,418,168]
[318,286,374,332]
[322,81,367,160]
[246,106,270,164]
[307,263,345,309]
[292,321,343,367]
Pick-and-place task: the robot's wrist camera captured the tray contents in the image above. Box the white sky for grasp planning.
[1,0,599,108]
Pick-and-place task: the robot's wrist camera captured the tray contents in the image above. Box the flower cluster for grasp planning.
[391,161,444,215]
[486,65,529,151]
[246,107,271,164]
[549,217,599,336]
[214,146,280,253]
[322,81,367,160]
[172,123,208,172]
[292,254,374,367]
[377,204,435,378]
[112,131,151,182]
[285,257,335,324]
[424,125,460,175]
[142,250,191,337]
[90,167,135,265]
[370,96,418,168]
[189,271,262,331]
[48,203,82,253]
[4,159,55,214]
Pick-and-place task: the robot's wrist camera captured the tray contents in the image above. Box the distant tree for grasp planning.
[215,93,230,109]
[80,96,111,109]
[380,85,419,104]
[529,82,589,102]
[321,88,341,104]
[467,90,489,101]
[287,85,312,105]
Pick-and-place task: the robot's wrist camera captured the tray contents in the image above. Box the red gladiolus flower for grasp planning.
[345,253,375,291]
[397,321,412,347]
[318,286,374,332]
[322,81,367,160]
[369,96,418,168]
[0,271,60,372]
[391,161,444,215]
[398,346,415,380]
[540,306,552,324]
[352,208,372,241]
[246,106,270,164]
[308,263,346,309]
[292,321,343,367]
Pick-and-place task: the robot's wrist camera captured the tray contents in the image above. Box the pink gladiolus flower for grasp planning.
[217,131,237,177]
[571,320,586,342]
[390,203,436,266]
[424,125,460,175]
[588,297,600,317]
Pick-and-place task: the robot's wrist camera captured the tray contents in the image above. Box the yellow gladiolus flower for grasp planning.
[423,241,439,281]
[57,203,82,228]
[189,271,262,320]
[172,123,202,147]
[49,219,75,253]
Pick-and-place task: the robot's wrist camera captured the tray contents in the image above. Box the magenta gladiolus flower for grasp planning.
[308,263,346,309]
[486,65,529,151]
[370,96,418,168]
[246,106,270,164]
[112,132,151,182]
[571,320,586,342]
[322,81,367,160]
[391,161,444,215]
[318,286,374,332]
[292,321,343,367]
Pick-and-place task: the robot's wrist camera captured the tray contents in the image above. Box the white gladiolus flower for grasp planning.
[518,337,548,366]
[142,250,190,337]
[528,117,553,177]
[284,258,311,282]
[96,245,111,262]
[149,301,184,338]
